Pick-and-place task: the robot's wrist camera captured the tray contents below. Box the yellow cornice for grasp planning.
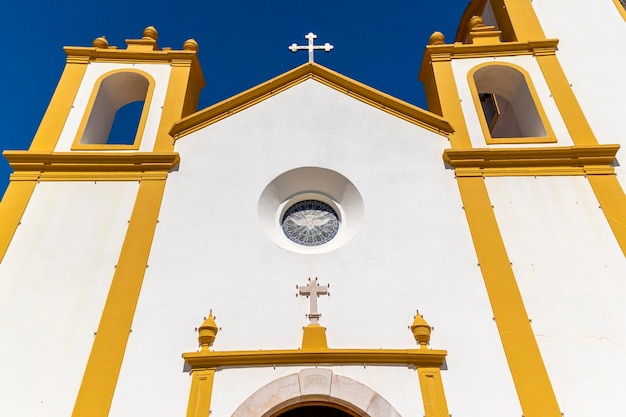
[3,151,179,181]
[183,347,447,370]
[170,62,453,140]
[421,38,557,72]
[443,145,620,176]
[64,47,205,90]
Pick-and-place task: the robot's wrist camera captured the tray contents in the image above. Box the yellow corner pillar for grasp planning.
[421,48,471,149]
[154,53,204,152]
[0,175,38,263]
[71,178,167,417]
[456,175,561,417]
[29,54,89,152]
[586,173,626,257]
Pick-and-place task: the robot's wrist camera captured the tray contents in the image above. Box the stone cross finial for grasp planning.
[289,32,334,62]
[297,277,329,323]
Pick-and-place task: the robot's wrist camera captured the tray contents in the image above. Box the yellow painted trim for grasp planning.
[301,324,329,350]
[29,55,90,152]
[443,145,619,176]
[535,53,598,146]
[183,347,447,369]
[71,69,156,150]
[72,179,167,417]
[4,151,179,181]
[613,0,626,21]
[587,174,626,257]
[467,62,557,144]
[170,63,453,139]
[418,368,450,417]
[456,176,561,417]
[185,369,216,417]
[420,57,472,148]
[153,59,204,152]
[0,180,37,264]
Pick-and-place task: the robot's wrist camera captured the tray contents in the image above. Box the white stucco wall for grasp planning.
[108,80,520,417]
[53,62,171,152]
[451,55,575,148]
[486,175,626,417]
[532,0,626,190]
[0,181,138,417]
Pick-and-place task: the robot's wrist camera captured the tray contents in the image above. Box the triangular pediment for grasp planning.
[169,62,453,140]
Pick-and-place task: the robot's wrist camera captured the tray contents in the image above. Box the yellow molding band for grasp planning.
[4,151,179,176]
[586,174,626,257]
[72,179,167,417]
[29,56,89,152]
[421,40,559,74]
[0,180,37,264]
[186,369,216,417]
[183,348,447,370]
[418,368,450,417]
[170,63,452,139]
[456,176,561,417]
[535,54,598,146]
[63,47,205,89]
[443,144,619,174]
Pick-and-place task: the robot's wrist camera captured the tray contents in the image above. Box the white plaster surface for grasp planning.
[0,181,138,417]
[108,79,520,417]
[486,175,626,417]
[451,55,575,148]
[531,0,626,192]
[53,62,171,152]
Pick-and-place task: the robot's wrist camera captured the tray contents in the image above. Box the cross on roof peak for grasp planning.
[297,277,329,324]
[288,32,334,63]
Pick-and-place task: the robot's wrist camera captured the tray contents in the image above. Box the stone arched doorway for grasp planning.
[275,404,356,417]
[231,368,401,417]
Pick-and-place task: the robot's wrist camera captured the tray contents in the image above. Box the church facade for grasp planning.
[1,1,626,417]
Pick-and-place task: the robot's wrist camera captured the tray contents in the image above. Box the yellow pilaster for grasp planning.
[418,368,450,417]
[457,176,561,417]
[186,368,216,417]
[29,55,89,152]
[535,53,598,146]
[154,59,203,152]
[426,56,471,148]
[586,173,626,257]
[0,178,37,263]
[72,178,167,417]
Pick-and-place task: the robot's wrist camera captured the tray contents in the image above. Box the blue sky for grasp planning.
[0,0,469,197]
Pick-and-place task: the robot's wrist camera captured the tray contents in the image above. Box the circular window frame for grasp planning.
[258,167,363,254]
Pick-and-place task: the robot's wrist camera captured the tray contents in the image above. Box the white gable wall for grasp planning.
[107,79,520,417]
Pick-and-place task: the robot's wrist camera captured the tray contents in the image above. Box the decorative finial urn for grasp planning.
[428,31,445,45]
[411,310,431,349]
[183,39,199,52]
[93,36,109,49]
[143,26,159,41]
[468,15,485,31]
[198,310,218,351]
